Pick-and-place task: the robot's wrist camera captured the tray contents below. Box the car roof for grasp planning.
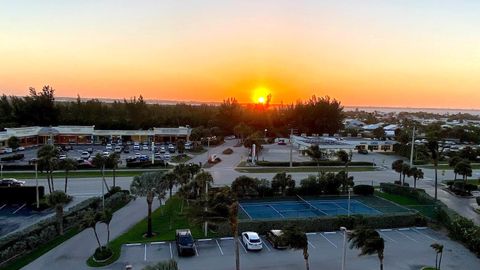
[243,231,260,239]
[269,230,284,236]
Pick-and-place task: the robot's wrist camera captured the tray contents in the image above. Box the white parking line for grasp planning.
[144,244,147,261]
[324,231,336,235]
[12,203,26,214]
[126,243,142,247]
[215,239,224,255]
[412,228,438,242]
[380,229,392,232]
[262,239,272,252]
[0,204,6,210]
[306,232,317,235]
[319,233,337,248]
[169,243,173,259]
[398,228,410,231]
[151,241,165,245]
[396,230,419,243]
[198,238,212,242]
[378,232,397,243]
[239,239,248,254]
[221,237,233,240]
[194,244,199,256]
[307,240,316,249]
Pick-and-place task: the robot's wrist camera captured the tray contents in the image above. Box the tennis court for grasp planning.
[239,195,409,220]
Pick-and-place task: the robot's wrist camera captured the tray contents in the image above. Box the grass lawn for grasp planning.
[420,164,480,170]
[441,179,480,185]
[0,169,171,179]
[2,228,80,270]
[235,166,376,173]
[170,154,192,163]
[375,191,437,219]
[87,196,214,267]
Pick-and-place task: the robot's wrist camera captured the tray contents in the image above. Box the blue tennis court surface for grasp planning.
[239,198,382,220]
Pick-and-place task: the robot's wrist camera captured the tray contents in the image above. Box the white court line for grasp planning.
[144,244,147,261]
[0,204,6,210]
[151,241,165,245]
[398,228,410,231]
[415,227,428,230]
[169,243,173,259]
[239,239,248,254]
[306,232,317,235]
[380,229,392,232]
[194,244,199,256]
[396,230,419,243]
[307,241,316,249]
[221,237,233,240]
[319,233,337,248]
[215,239,224,255]
[324,232,336,235]
[12,203,26,214]
[378,232,397,243]
[198,238,212,242]
[412,228,438,242]
[126,243,142,247]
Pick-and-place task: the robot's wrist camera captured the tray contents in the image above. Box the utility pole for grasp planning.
[35,162,39,209]
[409,126,416,166]
[204,180,208,237]
[289,128,294,168]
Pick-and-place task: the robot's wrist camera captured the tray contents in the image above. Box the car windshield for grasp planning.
[179,235,193,245]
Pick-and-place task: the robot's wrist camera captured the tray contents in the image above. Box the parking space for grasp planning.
[0,203,52,237]
[114,227,480,270]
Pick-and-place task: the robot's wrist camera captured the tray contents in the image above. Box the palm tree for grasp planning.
[92,153,110,192]
[187,163,201,179]
[272,172,295,196]
[163,172,178,198]
[106,153,120,188]
[283,226,310,270]
[391,159,404,184]
[426,139,442,200]
[82,209,102,249]
[448,156,462,180]
[431,243,444,270]
[337,150,351,187]
[401,163,411,186]
[58,158,77,193]
[47,190,71,235]
[130,172,167,238]
[173,164,190,187]
[454,160,472,191]
[409,167,424,189]
[37,145,59,193]
[348,228,385,270]
[231,175,258,198]
[306,144,325,172]
[101,208,113,245]
[194,171,214,199]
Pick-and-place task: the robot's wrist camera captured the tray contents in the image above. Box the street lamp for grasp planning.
[34,162,39,209]
[347,188,352,217]
[340,226,350,270]
[264,129,267,139]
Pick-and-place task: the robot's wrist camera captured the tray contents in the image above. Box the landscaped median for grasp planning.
[0,189,132,270]
[235,160,377,173]
[0,168,172,180]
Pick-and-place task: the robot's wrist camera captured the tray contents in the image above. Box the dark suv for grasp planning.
[175,229,196,256]
[0,178,25,187]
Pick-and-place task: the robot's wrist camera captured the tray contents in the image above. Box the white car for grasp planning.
[80,151,90,159]
[241,231,263,251]
[142,144,149,151]
[102,151,110,157]
[0,178,26,187]
[106,144,113,150]
[59,154,67,160]
[163,153,171,160]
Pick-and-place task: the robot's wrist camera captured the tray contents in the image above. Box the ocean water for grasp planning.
[344,106,480,116]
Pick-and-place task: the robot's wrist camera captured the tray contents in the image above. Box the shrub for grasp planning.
[222,148,233,155]
[476,197,480,206]
[93,246,113,261]
[393,180,401,185]
[143,260,179,270]
[255,161,373,167]
[0,154,24,162]
[353,185,374,196]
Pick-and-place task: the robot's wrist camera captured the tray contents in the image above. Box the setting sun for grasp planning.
[252,87,271,104]
[258,96,265,104]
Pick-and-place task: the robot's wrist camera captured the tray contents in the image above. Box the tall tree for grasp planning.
[306,145,325,171]
[7,136,20,149]
[100,208,113,245]
[163,172,178,198]
[106,153,121,188]
[283,226,310,270]
[82,209,103,249]
[409,167,424,189]
[92,153,110,192]
[47,191,71,235]
[272,172,295,196]
[431,243,444,270]
[58,158,77,193]
[130,172,167,237]
[454,160,472,191]
[37,145,59,193]
[448,156,462,180]
[337,150,352,190]
[401,163,411,186]
[231,175,258,198]
[349,228,385,270]
[391,160,404,183]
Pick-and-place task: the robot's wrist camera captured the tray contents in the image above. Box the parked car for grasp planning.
[81,151,90,159]
[134,152,141,159]
[142,144,149,151]
[123,147,130,153]
[175,229,196,256]
[114,146,122,153]
[86,147,93,153]
[102,151,110,157]
[168,144,176,153]
[0,178,26,187]
[266,230,289,249]
[357,149,368,154]
[106,144,113,151]
[16,146,26,151]
[184,142,193,150]
[59,154,67,160]
[241,231,263,251]
[159,146,166,153]
[163,153,171,160]
[277,140,286,145]
[139,155,149,161]
[133,143,140,150]
[3,148,13,154]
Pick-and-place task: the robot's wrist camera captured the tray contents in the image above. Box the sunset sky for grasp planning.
[1,0,480,108]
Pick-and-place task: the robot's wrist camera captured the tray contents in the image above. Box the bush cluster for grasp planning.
[222,148,233,155]
[0,191,131,265]
[353,185,374,196]
[0,154,24,162]
[126,160,167,168]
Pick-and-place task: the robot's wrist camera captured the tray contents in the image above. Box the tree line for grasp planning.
[0,86,345,137]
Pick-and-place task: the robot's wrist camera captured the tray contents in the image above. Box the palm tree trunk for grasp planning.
[435,253,438,269]
[50,172,55,191]
[380,258,383,270]
[434,164,438,200]
[102,166,110,192]
[47,175,52,193]
[438,251,443,270]
[64,171,68,193]
[414,177,417,189]
[454,173,457,181]
[234,232,240,270]
[93,227,102,248]
[56,205,64,235]
[303,248,310,270]
[113,167,116,188]
[147,201,152,237]
[107,224,110,245]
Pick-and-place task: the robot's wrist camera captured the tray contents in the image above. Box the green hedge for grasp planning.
[0,191,132,267]
[215,213,424,236]
[353,185,374,196]
[0,154,24,162]
[255,161,373,167]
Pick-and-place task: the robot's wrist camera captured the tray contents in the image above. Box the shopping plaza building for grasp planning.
[0,126,191,148]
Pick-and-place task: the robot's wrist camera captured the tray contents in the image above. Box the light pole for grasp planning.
[340,226,349,270]
[207,137,211,163]
[347,188,352,217]
[204,180,209,237]
[101,163,105,210]
[35,162,39,209]
[264,129,267,139]
[0,162,3,178]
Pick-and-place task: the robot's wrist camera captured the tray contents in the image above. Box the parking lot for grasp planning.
[0,203,53,237]
[111,227,480,270]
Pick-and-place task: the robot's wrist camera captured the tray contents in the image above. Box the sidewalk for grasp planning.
[22,197,159,270]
